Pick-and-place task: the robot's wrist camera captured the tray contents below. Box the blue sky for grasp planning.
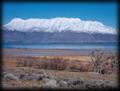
[3,2,117,28]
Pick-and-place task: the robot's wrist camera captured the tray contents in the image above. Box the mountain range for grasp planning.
[2,17,117,44]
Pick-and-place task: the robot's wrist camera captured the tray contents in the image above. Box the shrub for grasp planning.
[16,57,33,67]
[39,57,68,70]
[110,52,118,73]
[16,57,25,67]
[89,49,118,74]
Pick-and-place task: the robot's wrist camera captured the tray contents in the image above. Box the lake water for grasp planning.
[3,43,117,50]
[3,43,118,56]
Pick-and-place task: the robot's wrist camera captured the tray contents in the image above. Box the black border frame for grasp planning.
[0,0,119,91]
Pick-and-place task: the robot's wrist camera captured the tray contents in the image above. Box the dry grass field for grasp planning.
[1,48,118,89]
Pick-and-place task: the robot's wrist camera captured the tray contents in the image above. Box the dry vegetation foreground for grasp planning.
[2,67,118,89]
[1,48,118,89]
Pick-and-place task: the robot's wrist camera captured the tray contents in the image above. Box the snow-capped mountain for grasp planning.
[3,17,116,34]
[3,18,117,44]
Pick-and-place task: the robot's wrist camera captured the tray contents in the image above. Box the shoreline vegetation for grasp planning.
[2,48,118,89]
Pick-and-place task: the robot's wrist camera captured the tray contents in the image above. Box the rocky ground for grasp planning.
[2,67,118,89]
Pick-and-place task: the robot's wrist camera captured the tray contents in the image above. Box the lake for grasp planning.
[3,43,117,50]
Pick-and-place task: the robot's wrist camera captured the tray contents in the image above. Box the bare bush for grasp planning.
[27,61,33,67]
[16,58,25,67]
[39,57,68,70]
[16,57,33,67]
[53,58,68,70]
[89,49,118,74]
[110,52,118,73]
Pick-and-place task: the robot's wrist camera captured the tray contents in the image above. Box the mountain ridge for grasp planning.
[3,30,117,44]
[3,17,116,34]
[3,17,117,44]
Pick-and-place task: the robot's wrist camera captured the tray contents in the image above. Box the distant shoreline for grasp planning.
[3,48,117,57]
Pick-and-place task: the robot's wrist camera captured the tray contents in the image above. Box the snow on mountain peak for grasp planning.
[3,17,116,34]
